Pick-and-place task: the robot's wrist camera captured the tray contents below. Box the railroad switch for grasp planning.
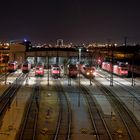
[47,109,50,115]
[8,125,13,131]
[80,128,88,134]
[40,128,48,135]
[46,109,51,119]
[115,129,123,138]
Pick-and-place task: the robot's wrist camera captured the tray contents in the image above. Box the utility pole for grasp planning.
[110,44,114,86]
[78,47,82,107]
[47,55,50,86]
[47,45,50,86]
[89,52,92,86]
[131,53,135,86]
[4,50,7,85]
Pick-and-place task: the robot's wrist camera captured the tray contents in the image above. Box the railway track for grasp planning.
[53,80,72,140]
[73,76,114,140]
[80,85,113,140]
[0,71,23,84]
[77,72,140,139]
[93,79,140,140]
[0,73,27,117]
[97,69,140,86]
[0,72,10,83]
[97,72,140,114]
[17,84,40,140]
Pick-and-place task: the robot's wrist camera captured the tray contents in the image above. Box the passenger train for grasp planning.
[80,64,96,79]
[67,64,78,78]
[7,61,18,72]
[101,61,128,77]
[51,64,61,78]
[21,62,31,73]
[35,64,44,76]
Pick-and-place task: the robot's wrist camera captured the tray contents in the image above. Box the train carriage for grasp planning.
[21,62,31,73]
[8,61,18,72]
[67,64,78,78]
[80,64,96,79]
[101,61,128,77]
[51,65,61,78]
[116,62,128,76]
[35,65,44,76]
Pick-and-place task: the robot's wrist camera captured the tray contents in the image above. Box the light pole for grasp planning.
[75,45,85,107]
[131,53,135,86]
[78,47,82,107]
[110,44,114,86]
[89,51,93,86]
[78,64,80,107]
[79,48,81,63]
[4,50,7,85]
[47,51,50,86]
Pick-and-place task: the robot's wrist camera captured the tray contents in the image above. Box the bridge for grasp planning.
[0,43,89,65]
[0,41,140,65]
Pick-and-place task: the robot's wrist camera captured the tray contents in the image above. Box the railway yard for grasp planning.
[0,68,140,140]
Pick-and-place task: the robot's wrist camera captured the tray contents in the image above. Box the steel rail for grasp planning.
[18,84,40,140]
[94,79,140,140]
[53,80,72,140]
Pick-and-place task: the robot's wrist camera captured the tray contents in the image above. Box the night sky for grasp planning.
[0,0,140,44]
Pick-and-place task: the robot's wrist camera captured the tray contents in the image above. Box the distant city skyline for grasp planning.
[0,0,140,44]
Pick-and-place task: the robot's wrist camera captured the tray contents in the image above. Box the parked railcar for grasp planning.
[101,62,128,77]
[80,64,96,78]
[8,61,18,72]
[35,65,44,76]
[21,62,31,73]
[67,64,78,78]
[114,63,128,76]
[51,66,61,78]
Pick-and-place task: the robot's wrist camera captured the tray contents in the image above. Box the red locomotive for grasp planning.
[8,61,18,72]
[102,62,128,77]
[51,65,61,78]
[35,65,44,76]
[21,62,31,73]
[80,64,96,79]
[67,64,78,78]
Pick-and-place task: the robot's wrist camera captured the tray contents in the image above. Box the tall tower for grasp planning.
[57,39,63,47]
[56,39,63,64]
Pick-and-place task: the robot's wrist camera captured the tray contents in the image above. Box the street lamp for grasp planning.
[110,44,114,86]
[47,46,50,86]
[78,48,81,107]
[47,55,50,86]
[3,50,8,85]
[78,48,81,63]
[131,53,135,86]
[78,47,83,107]
[75,45,86,107]
[89,51,93,86]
